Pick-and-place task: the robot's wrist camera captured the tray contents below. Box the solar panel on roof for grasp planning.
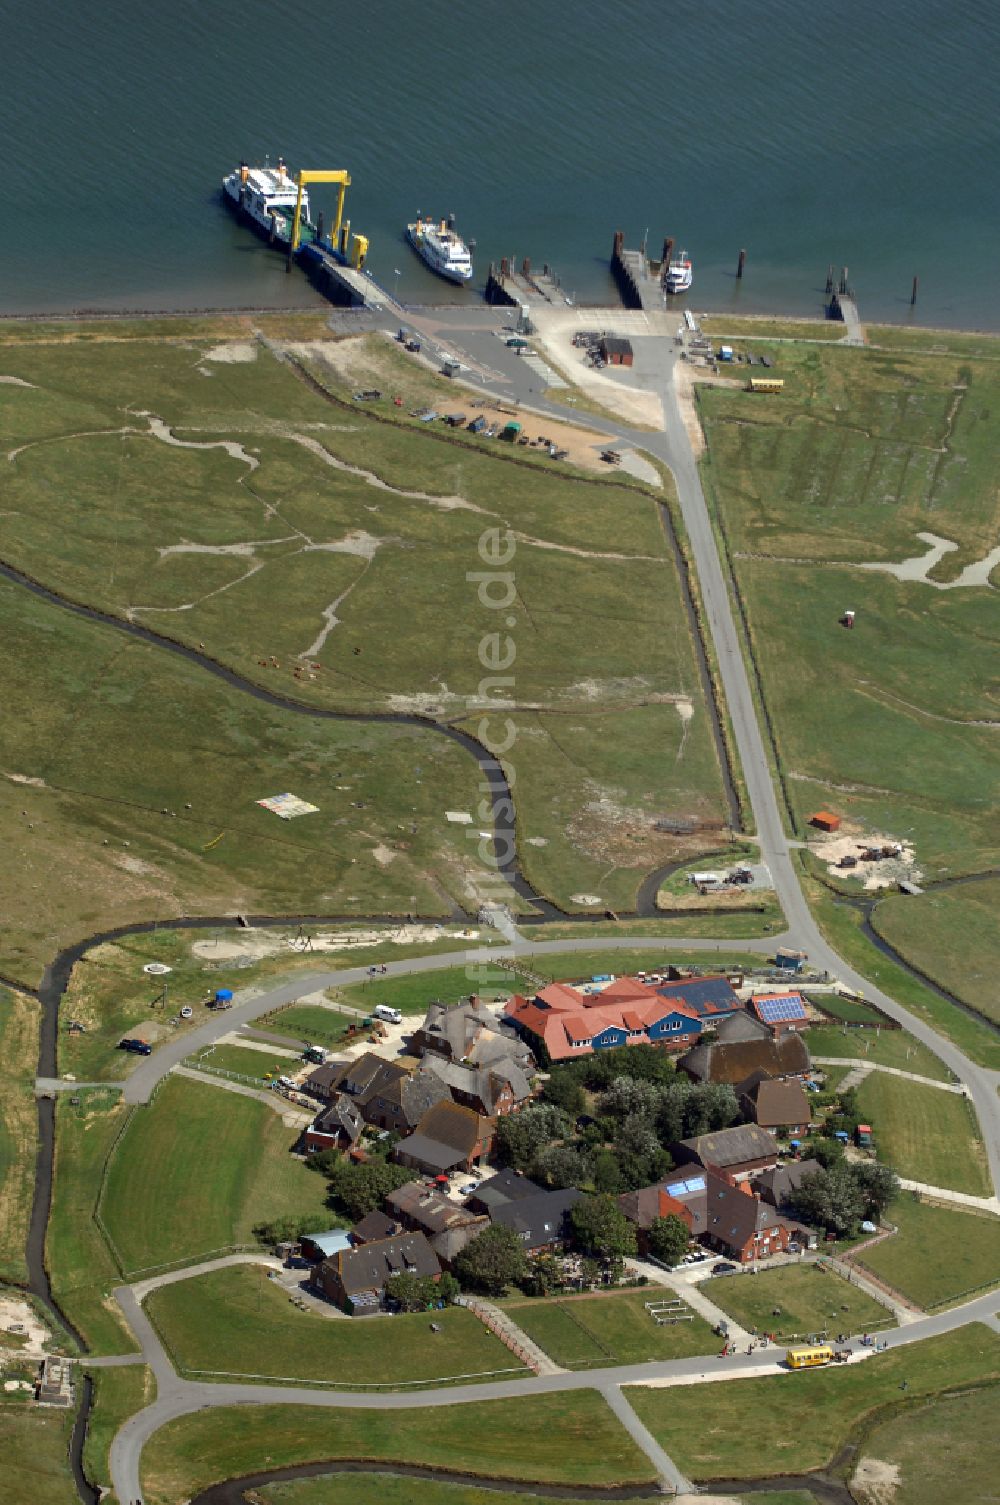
[757,996,806,1023]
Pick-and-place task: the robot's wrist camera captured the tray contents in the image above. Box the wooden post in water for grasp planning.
[737,248,746,280]
[840,266,849,294]
[826,265,835,294]
[910,275,919,306]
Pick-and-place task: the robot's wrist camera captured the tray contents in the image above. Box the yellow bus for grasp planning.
[747,377,785,393]
[786,1345,834,1369]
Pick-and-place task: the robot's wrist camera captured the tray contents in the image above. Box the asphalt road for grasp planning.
[105,315,1000,1501]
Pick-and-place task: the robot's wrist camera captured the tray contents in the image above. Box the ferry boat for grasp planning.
[405,215,473,284]
[221,159,312,247]
[664,249,693,294]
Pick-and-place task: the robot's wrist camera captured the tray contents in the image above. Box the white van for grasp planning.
[373,1004,403,1025]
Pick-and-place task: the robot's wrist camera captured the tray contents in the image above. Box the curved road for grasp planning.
[66,324,996,1500]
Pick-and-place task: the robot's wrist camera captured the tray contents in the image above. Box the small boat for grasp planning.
[664,249,693,294]
[406,214,473,284]
[221,158,313,247]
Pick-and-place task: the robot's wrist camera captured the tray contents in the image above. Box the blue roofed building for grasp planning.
[751,993,810,1035]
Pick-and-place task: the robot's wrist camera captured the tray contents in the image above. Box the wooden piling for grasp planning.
[737,248,746,280]
[826,264,835,295]
[910,275,918,306]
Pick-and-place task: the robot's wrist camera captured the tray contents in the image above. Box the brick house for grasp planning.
[394,1100,495,1176]
[671,1123,780,1182]
[312,1231,441,1315]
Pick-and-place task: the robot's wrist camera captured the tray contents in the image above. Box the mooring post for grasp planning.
[910,275,919,306]
[840,266,849,294]
[737,248,746,280]
[826,264,835,295]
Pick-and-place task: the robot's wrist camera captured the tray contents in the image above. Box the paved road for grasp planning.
[109,1276,1000,1503]
[105,315,1000,1501]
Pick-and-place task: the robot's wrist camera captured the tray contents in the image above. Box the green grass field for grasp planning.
[802,1024,951,1081]
[189,1042,300,1080]
[628,1325,1000,1481]
[800,873,1000,1071]
[698,339,1000,1021]
[332,963,529,1015]
[256,1003,357,1046]
[100,1075,332,1275]
[854,1073,991,1195]
[47,1089,134,1353]
[702,1263,892,1341]
[140,1389,656,1505]
[0,1407,77,1504]
[856,1196,1000,1309]
[851,1381,1000,1504]
[809,992,885,1024]
[82,1364,155,1498]
[0,323,730,920]
[500,1290,716,1367]
[259,1485,811,1505]
[872,880,1000,1025]
[147,1264,523,1386]
[0,988,39,1282]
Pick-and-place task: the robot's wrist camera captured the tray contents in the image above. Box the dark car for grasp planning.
[712,1261,738,1275]
[119,1038,152,1055]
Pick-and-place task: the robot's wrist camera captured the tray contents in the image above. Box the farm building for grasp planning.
[739,1076,812,1135]
[751,993,810,1035]
[600,336,633,366]
[489,1187,583,1254]
[394,1099,495,1175]
[676,1030,811,1091]
[671,1123,780,1181]
[810,811,841,832]
[312,1231,441,1315]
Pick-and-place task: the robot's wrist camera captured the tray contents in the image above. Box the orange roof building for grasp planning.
[506,977,704,1063]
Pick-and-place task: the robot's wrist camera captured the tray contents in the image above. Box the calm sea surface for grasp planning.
[2,0,999,327]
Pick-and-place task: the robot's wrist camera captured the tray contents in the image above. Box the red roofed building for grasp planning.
[505,977,703,1064]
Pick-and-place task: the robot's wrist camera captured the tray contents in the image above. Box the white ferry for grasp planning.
[664,249,693,294]
[222,159,312,246]
[406,215,473,284]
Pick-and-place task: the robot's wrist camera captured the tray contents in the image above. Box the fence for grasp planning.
[457,1297,541,1372]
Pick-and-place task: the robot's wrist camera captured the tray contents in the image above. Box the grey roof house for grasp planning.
[312,1231,441,1315]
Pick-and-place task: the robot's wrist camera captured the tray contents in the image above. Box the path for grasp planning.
[628,1259,752,1348]
[461,1297,563,1376]
[895,1178,1000,1214]
[600,1382,694,1494]
[812,1057,967,1093]
[171,1064,312,1124]
[108,1280,1000,1504]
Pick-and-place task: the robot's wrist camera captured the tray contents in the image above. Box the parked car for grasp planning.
[119,1038,152,1055]
[712,1261,738,1275]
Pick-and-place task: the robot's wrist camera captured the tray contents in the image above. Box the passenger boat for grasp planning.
[405,215,474,283]
[664,249,693,294]
[221,159,312,247]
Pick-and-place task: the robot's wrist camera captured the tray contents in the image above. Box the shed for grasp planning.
[810,811,841,832]
[600,336,633,367]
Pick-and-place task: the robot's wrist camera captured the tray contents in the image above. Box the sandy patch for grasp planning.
[808,821,921,890]
[116,854,159,877]
[190,924,479,962]
[371,843,396,867]
[137,414,260,472]
[0,1296,50,1359]
[859,530,1000,589]
[570,893,603,905]
[851,1457,902,1504]
[528,307,666,429]
[0,375,37,388]
[4,770,47,788]
[672,357,742,458]
[201,342,257,364]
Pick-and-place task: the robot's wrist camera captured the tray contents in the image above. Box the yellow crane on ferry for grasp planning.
[288,170,369,269]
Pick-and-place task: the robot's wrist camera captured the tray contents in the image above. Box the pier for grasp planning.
[485,257,569,308]
[611,232,668,314]
[826,266,865,344]
[297,242,388,309]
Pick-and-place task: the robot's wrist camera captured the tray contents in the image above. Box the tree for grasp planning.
[792,1162,865,1237]
[384,1273,439,1312]
[656,1077,693,1144]
[325,1157,413,1221]
[532,1141,593,1190]
[852,1161,900,1218]
[592,1149,623,1194]
[253,1212,330,1247]
[599,1076,660,1124]
[495,1103,568,1170]
[647,1214,691,1268]
[542,1070,586,1117]
[810,1135,846,1169]
[454,1224,528,1296]
[570,1194,637,1265]
[521,1252,563,1297]
[437,1272,461,1305]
